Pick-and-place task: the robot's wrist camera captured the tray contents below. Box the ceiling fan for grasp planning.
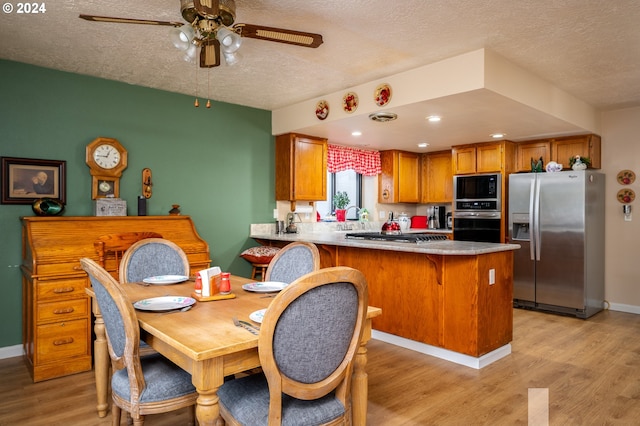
[79,0,323,68]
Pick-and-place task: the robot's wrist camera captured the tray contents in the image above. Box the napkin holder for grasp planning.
[191,266,236,302]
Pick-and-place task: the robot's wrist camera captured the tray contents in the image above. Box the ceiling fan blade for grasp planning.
[233,24,323,48]
[193,0,220,18]
[79,14,183,27]
[200,39,221,68]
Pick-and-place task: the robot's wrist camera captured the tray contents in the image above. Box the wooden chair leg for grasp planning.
[112,403,121,426]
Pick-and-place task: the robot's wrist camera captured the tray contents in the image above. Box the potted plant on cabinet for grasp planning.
[333,191,350,222]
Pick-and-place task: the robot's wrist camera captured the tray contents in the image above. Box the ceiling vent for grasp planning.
[369,112,398,122]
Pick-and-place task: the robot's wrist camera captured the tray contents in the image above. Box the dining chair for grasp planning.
[264,241,320,283]
[119,238,190,284]
[79,257,197,426]
[217,266,369,426]
[94,232,163,279]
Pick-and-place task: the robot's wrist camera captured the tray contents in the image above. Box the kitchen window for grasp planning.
[316,170,362,220]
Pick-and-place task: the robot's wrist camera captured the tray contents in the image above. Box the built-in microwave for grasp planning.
[453,173,502,242]
[453,173,501,212]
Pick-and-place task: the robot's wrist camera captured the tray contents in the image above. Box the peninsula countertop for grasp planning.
[250,229,520,256]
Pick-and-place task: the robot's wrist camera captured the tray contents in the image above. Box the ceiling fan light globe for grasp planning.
[223,51,241,66]
[170,24,196,51]
[216,26,242,53]
[183,44,197,63]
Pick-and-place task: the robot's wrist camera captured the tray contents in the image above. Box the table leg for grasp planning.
[91,298,110,417]
[192,358,224,426]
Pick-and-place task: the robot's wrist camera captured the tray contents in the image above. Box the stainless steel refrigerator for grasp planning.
[508,170,605,318]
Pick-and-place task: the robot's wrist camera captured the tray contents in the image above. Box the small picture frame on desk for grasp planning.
[1,157,66,204]
[95,198,127,216]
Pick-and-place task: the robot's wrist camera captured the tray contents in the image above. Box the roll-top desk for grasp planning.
[21,216,210,382]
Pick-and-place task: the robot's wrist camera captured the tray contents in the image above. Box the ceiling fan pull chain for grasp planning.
[206,69,212,108]
[194,47,200,108]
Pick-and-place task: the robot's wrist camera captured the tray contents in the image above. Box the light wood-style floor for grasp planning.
[1,308,639,425]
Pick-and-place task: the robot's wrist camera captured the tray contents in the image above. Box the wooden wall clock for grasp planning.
[85,137,128,199]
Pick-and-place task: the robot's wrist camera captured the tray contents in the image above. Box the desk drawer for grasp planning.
[37,278,87,301]
[36,319,89,364]
[37,298,88,323]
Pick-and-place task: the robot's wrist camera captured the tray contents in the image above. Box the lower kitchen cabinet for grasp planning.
[322,245,514,357]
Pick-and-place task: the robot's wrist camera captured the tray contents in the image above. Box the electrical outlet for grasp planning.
[379,210,386,220]
[489,269,496,285]
[273,209,278,219]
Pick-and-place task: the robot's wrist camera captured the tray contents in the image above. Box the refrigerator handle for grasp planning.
[529,179,535,261]
[534,176,542,261]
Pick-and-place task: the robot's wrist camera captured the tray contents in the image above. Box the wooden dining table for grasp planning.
[87,275,382,426]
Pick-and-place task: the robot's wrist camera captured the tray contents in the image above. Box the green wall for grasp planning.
[0,60,275,348]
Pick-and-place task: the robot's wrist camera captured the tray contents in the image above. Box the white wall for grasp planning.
[601,106,640,313]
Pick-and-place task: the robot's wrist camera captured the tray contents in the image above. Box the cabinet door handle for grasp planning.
[53,307,75,314]
[53,337,74,346]
[53,287,74,294]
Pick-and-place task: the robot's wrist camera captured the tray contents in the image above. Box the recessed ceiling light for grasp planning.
[352,131,362,136]
[490,133,506,139]
[417,142,429,148]
[426,115,441,122]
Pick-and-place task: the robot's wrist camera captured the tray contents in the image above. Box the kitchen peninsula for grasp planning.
[250,225,520,368]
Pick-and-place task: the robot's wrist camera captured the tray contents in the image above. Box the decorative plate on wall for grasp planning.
[617,188,635,204]
[374,83,392,107]
[616,169,636,185]
[342,92,358,113]
[315,100,329,120]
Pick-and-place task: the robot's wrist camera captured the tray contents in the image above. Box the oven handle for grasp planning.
[453,211,501,219]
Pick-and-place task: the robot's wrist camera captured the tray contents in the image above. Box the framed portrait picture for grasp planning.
[1,157,66,204]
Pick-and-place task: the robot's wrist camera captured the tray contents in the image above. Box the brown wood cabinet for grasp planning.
[452,141,515,175]
[515,140,551,172]
[21,216,210,382]
[550,134,601,169]
[312,244,514,357]
[421,150,453,203]
[275,133,327,208]
[378,150,420,203]
[515,134,601,172]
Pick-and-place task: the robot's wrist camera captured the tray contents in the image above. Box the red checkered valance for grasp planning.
[327,144,381,176]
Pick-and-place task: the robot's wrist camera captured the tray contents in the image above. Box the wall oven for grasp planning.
[453,173,502,243]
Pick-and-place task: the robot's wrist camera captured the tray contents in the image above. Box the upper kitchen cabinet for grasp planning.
[421,150,453,203]
[515,140,551,172]
[275,133,327,205]
[514,134,601,172]
[452,141,515,175]
[550,134,601,169]
[379,150,420,203]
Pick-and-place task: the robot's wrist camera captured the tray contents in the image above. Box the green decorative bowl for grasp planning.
[32,198,65,216]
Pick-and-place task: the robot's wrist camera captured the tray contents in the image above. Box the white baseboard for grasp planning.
[607,302,640,315]
[372,330,511,369]
[0,344,23,360]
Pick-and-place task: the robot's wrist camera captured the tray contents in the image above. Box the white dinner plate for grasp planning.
[242,281,287,293]
[249,308,267,324]
[133,296,196,311]
[142,275,189,285]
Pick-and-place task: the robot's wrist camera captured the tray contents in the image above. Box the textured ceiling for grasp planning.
[1,0,639,150]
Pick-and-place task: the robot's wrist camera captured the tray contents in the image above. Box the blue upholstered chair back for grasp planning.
[120,238,190,284]
[274,282,358,383]
[265,242,320,284]
[81,258,137,361]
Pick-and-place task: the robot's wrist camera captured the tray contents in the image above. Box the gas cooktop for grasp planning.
[344,232,449,244]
